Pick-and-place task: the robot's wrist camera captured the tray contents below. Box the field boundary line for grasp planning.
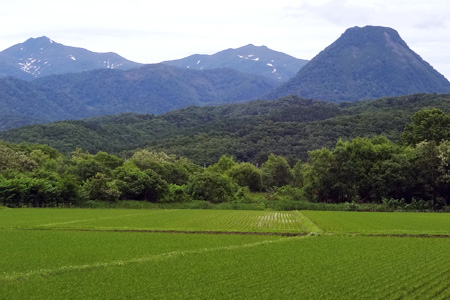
[34,212,150,227]
[364,233,450,239]
[295,211,325,233]
[18,227,309,236]
[0,235,311,281]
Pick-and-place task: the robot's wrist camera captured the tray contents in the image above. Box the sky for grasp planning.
[1,0,449,79]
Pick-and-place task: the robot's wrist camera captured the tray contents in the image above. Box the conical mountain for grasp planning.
[267,26,450,102]
[0,36,142,80]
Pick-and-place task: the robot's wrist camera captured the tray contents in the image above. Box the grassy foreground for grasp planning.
[2,208,450,299]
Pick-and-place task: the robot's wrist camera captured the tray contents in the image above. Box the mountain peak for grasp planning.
[339,26,406,48]
[267,25,450,102]
[0,36,141,80]
[23,36,57,48]
[163,44,308,82]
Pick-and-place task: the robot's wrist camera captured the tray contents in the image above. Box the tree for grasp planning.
[188,171,237,203]
[302,148,336,202]
[93,151,123,170]
[208,155,237,174]
[261,154,292,189]
[291,160,303,188]
[114,163,168,202]
[71,149,110,181]
[130,150,198,185]
[436,141,450,204]
[226,162,262,192]
[82,173,120,202]
[0,145,37,172]
[401,108,450,146]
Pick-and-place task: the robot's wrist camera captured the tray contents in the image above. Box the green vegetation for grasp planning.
[1,106,450,210]
[2,93,450,165]
[0,64,279,130]
[3,209,450,299]
[0,209,313,233]
[303,210,450,235]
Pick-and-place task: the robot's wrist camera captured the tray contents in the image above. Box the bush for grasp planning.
[273,186,306,202]
[163,184,191,203]
[405,198,430,211]
[381,197,406,211]
[188,172,238,203]
[226,163,262,192]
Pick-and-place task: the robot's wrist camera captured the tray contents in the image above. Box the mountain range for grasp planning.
[0,37,305,82]
[0,36,142,80]
[1,26,450,131]
[163,44,308,82]
[0,64,278,129]
[267,26,450,101]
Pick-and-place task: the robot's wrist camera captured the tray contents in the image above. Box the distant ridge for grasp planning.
[163,44,308,82]
[267,26,450,102]
[0,63,279,129]
[2,93,450,164]
[0,36,142,80]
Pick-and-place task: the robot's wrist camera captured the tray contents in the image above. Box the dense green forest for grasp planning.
[0,64,278,130]
[2,93,450,165]
[1,107,450,210]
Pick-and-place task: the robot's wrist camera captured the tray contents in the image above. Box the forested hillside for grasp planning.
[1,106,450,209]
[2,93,450,165]
[0,64,278,129]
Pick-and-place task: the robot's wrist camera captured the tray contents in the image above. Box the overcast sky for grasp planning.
[1,0,449,79]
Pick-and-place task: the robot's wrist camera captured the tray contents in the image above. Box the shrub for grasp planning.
[187,172,238,203]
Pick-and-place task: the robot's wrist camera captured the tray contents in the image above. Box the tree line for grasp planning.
[1,107,449,210]
[2,93,450,166]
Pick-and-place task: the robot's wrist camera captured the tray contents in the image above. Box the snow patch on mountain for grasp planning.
[103,59,122,69]
[17,57,45,77]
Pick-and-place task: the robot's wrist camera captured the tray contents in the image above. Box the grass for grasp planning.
[302,210,450,235]
[2,208,450,299]
[0,208,315,233]
[2,234,450,299]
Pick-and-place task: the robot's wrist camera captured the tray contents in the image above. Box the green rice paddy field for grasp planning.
[2,208,450,299]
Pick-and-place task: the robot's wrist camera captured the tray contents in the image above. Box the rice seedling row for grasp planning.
[302,210,450,235]
[3,234,450,299]
[0,209,309,233]
[3,208,450,299]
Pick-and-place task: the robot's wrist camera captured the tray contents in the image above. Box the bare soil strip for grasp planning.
[365,233,450,239]
[17,227,450,239]
[20,227,309,236]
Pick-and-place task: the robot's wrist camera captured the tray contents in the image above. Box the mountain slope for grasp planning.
[0,76,93,125]
[162,44,308,82]
[0,36,142,80]
[2,93,450,164]
[267,26,450,102]
[33,64,279,114]
[0,64,279,129]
